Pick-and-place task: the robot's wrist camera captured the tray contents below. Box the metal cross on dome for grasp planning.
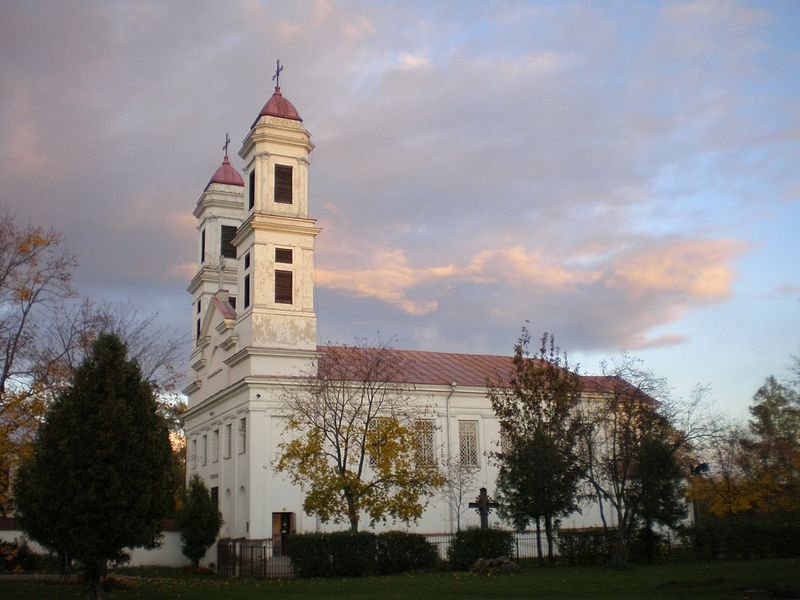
[222,133,230,159]
[272,59,284,88]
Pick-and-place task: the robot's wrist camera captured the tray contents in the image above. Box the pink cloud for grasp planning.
[608,238,746,300]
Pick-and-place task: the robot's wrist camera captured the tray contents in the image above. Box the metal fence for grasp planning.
[217,530,555,578]
[425,530,551,563]
[217,538,295,578]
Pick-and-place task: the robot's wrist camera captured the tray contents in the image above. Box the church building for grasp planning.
[182,76,614,548]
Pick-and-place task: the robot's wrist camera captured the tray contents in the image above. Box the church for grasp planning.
[182,74,616,549]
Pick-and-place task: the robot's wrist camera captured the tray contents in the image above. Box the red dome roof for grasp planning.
[255,86,302,123]
[205,156,244,190]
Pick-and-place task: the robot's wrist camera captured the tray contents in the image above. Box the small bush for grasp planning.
[447,528,513,571]
[558,528,614,565]
[283,531,376,577]
[376,531,437,574]
[0,541,44,572]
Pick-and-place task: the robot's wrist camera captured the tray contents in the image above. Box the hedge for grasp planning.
[447,528,514,571]
[558,528,614,565]
[283,531,437,577]
[376,531,437,574]
[691,518,800,560]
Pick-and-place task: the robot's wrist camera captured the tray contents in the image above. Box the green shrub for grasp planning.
[0,541,44,572]
[558,528,614,565]
[692,518,800,559]
[447,528,513,571]
[283,531,438,577]
[283,532,376,577]
[376,531,437,574]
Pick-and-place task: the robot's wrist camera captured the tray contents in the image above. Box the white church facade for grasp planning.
[182,80,615,548]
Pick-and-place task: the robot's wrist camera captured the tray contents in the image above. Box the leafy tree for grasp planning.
[743,375,800,513]
[579,356,710,563]
[14,334,173,599]
[178,475,222,568]
[275,341,444,532]
[0,211,76,513]
[441,455,479,531]
[688,423,762,518]
[692,375,800,518]
[489,329,584,561]
[630,436,686,560]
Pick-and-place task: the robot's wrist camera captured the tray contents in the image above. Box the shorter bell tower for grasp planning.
[188,135,245,347]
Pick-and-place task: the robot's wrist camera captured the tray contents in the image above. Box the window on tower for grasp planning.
[275,248,293,264]
[220,225,237,259]
[275,270,292,304]
[274,164,293,204]
[200,229,206,263]
[243,252,251,309]
[248,169,255,210]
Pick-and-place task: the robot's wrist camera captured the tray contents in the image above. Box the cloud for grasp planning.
[316,248,451,315]
[315,234,745,354]
[609,239,746,300]
[0,85,46,177]
[0,0,797,387]
[397,52,431,71]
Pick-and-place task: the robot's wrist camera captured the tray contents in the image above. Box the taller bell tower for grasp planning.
[233,78,319,354]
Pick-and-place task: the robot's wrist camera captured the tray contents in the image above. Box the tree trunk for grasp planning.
[544,514,554,562]
[346,494,359,532]
[535,517,543,563]
[613,515,627,565]
[83,558,104,600]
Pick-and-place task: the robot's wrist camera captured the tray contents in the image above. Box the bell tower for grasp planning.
[188,135,245,347]
[234,65,319,355]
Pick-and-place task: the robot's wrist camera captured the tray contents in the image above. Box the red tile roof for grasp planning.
[205,155,244,190]
[318,345,626,393]
[211,292,237,320]
[255,86,302,124]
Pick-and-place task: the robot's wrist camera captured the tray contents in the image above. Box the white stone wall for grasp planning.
[0,529,204,568]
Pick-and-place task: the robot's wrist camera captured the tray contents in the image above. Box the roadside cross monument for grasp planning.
[469,487,498,530]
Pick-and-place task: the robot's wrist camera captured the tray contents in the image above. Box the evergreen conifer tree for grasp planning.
[178,474,222,568]
[15,334,173,599]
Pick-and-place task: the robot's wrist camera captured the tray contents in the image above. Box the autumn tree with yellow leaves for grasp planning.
[0,210,76,514]
[690,370,800,518]
[275,342,444,532]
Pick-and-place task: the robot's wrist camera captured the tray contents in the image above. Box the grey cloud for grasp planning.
[0,0,796,367]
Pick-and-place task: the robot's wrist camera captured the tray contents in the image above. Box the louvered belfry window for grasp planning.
[275,248,293,264]
[275,270,293,304]
[220,225,237,259]
[274,164,293,204]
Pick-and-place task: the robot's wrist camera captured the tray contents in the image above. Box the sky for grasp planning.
[1,0,798,420]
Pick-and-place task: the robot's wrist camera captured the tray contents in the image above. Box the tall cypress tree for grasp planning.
[178,474,222,569]
[15,334,173,598]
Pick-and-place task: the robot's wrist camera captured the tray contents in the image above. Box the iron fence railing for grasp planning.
[216,529,686,578]
[217,538,294,578]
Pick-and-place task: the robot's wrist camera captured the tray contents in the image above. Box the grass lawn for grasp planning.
[1,559,798,599]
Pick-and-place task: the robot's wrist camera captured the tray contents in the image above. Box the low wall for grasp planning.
[0,517,215,568]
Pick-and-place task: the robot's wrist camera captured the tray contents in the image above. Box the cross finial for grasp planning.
[272,59,284,88]
[223,133,230,159]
